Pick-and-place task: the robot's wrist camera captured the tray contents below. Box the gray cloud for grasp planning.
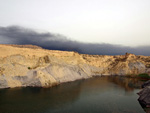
[0,26,150,56]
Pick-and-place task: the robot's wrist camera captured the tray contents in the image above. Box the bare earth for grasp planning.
[0,44,150,89]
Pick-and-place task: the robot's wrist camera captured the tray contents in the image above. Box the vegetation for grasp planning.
[28,67,31,70]
[138,73,150,79]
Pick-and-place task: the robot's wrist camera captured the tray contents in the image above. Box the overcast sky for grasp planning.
[0,0,150,55]
[0,0,150,46]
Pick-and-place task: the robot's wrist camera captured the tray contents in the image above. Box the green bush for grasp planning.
[138,73,150,79]
[28,67,31,70]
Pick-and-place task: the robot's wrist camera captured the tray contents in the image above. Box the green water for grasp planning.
[0,76,145,113]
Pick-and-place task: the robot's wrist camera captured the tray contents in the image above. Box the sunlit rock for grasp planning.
[0,44,150,89]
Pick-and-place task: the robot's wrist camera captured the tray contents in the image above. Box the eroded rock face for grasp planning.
[0,44,150,89]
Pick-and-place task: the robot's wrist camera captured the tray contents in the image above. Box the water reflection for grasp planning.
[106,76,150,113]
[0,76,146,113]
[0,81,83,113]
[106,76,145,91]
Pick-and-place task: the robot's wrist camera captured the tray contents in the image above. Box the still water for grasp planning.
[0,76,146,113]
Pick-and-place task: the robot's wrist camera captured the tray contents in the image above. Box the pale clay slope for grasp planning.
[0,44,150,89]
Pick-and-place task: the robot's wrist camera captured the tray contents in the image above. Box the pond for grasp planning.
[0,76,146,113]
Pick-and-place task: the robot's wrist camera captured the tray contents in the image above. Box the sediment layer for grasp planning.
[0,44,150,88]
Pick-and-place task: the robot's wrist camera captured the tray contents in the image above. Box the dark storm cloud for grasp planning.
[0,26,150,56]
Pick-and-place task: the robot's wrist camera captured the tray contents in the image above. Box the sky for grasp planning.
[0,0,150,55]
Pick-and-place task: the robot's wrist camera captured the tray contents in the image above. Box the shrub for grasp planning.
[28,67,31,70]
[138,73,150,79]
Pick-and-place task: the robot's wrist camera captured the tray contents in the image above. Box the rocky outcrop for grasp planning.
[0,45,150,89]
[138,80,150,108]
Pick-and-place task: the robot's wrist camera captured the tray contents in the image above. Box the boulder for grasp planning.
[142,80,150,88]
[138,80,150,108]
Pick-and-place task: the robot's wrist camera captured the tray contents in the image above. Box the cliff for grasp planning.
[0,44,150,89]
